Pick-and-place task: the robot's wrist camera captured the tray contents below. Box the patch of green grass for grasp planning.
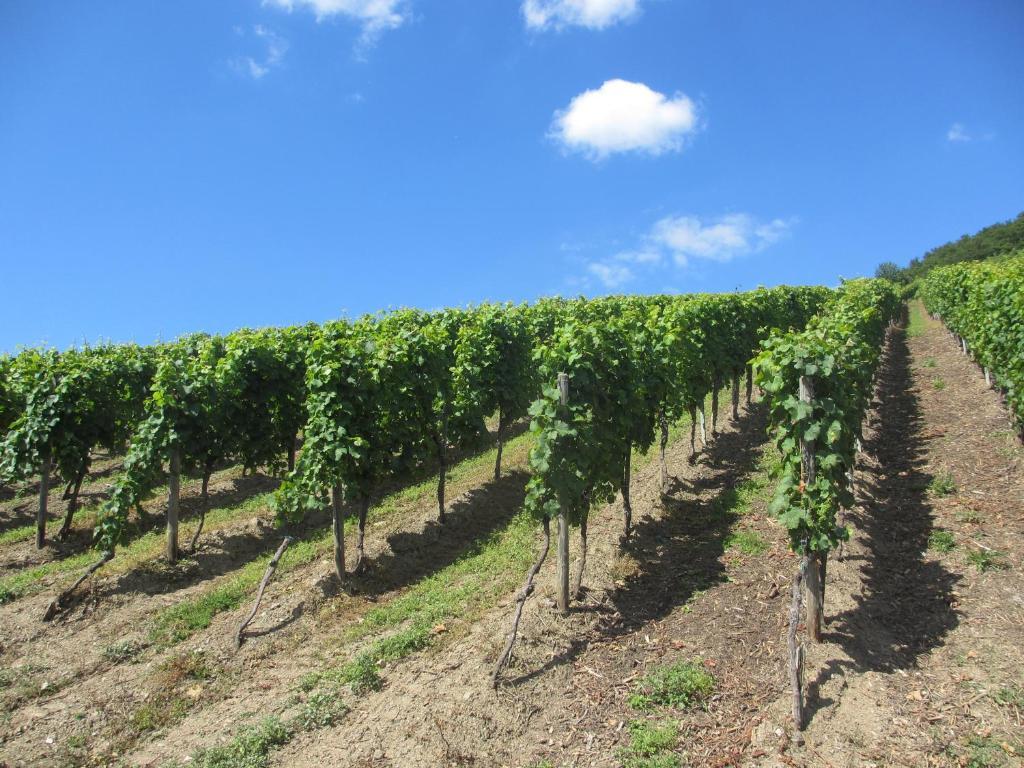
[964,735,1010,768]
[922,357,937,368]
[928,471,957,496]
[188,716,292,768]
[932,378,946,390]
[617,720,681,768]
[101,639,145,664]
[993,684,1024,709]
[726,529,768,555]
[907,302,927,338]
[928,530,956,553]
[966,548,1007,573]
[628,661,714,711]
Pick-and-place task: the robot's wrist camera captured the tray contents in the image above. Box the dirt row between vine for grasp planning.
[0,428,533,766]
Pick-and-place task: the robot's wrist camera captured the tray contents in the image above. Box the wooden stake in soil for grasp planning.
[572,512,588,599]
[494,408,504,480]
[36,450,51,549]
[492,517,551,687]
[353,495,370,574]
[711,377,720,436]
[556,372,570,615]
[688,405,697,458]
[698,403,708,447]
[331,483,345,582]
[658,412,669,493]
[436,421,448,524]
[731,372,740,421]
[746,365,753,407]
[799,375,825,642]
[166,448,181,563]
[788,557,807,734]
[621,445,633,542]
[235,536,294,648]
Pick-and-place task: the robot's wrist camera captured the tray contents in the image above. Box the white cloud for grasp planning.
[587,261,634,288]
[652,214,794,264]
[523,0,639,30]
[947,123,971,142]
[264,0,407,43]
[551,79,699,159]
[232,25,288,79]
[614,249,662,265]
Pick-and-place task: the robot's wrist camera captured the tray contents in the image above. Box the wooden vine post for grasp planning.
[800,375,825,642]
[166,448,181,563]
[494,407,504,480]
[745,364,754,406]
[331,483,345,582]
[556,372,570,615]
[788,374,816,733]
[36,449,51,549]
[731,371,741,421]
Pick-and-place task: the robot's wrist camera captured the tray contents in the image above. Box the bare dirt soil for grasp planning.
[1,309,1021,768]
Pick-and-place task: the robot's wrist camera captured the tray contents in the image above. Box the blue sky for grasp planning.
[1,0,1022,352]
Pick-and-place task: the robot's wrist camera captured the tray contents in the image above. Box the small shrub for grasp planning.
[298,689,348,730]
[628,661,714,710]
[928,530,956,553]
[966,549,1007,573]
[102,640,144,664]
[617,720,681,768]
[340,654,383,695]
[928,472,957,496]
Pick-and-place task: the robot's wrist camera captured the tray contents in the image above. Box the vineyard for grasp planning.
[1,276,1022,768]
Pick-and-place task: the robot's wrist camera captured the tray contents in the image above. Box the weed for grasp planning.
[932,378,946,390]
[964,735,1007,768]
[189,716,292,768]
[617,720,681,768]
[928,471,957,496]
[102,639,144,664]
[993,684,1024,709]
[339,654,384,695]
[726,529,768,555]
[297,689,348,730]
[928,530,956,553]
[955,508,982,524]
[628,661,714,710]
[966,549,1007,573]
[922,357,937,368]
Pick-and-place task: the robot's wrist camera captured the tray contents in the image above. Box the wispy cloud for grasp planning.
[551,79,700,160]
[947,122,971,142]
[587,261,634,288]
[523,0,640,31]
[653,214,794,266]
[232,25,288,79]
[263,0,408,46]
[579,213,795,289]
[946,122,994,143]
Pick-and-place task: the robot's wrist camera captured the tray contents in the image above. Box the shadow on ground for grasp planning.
[804,326,961,719]
[508,405,768,685]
